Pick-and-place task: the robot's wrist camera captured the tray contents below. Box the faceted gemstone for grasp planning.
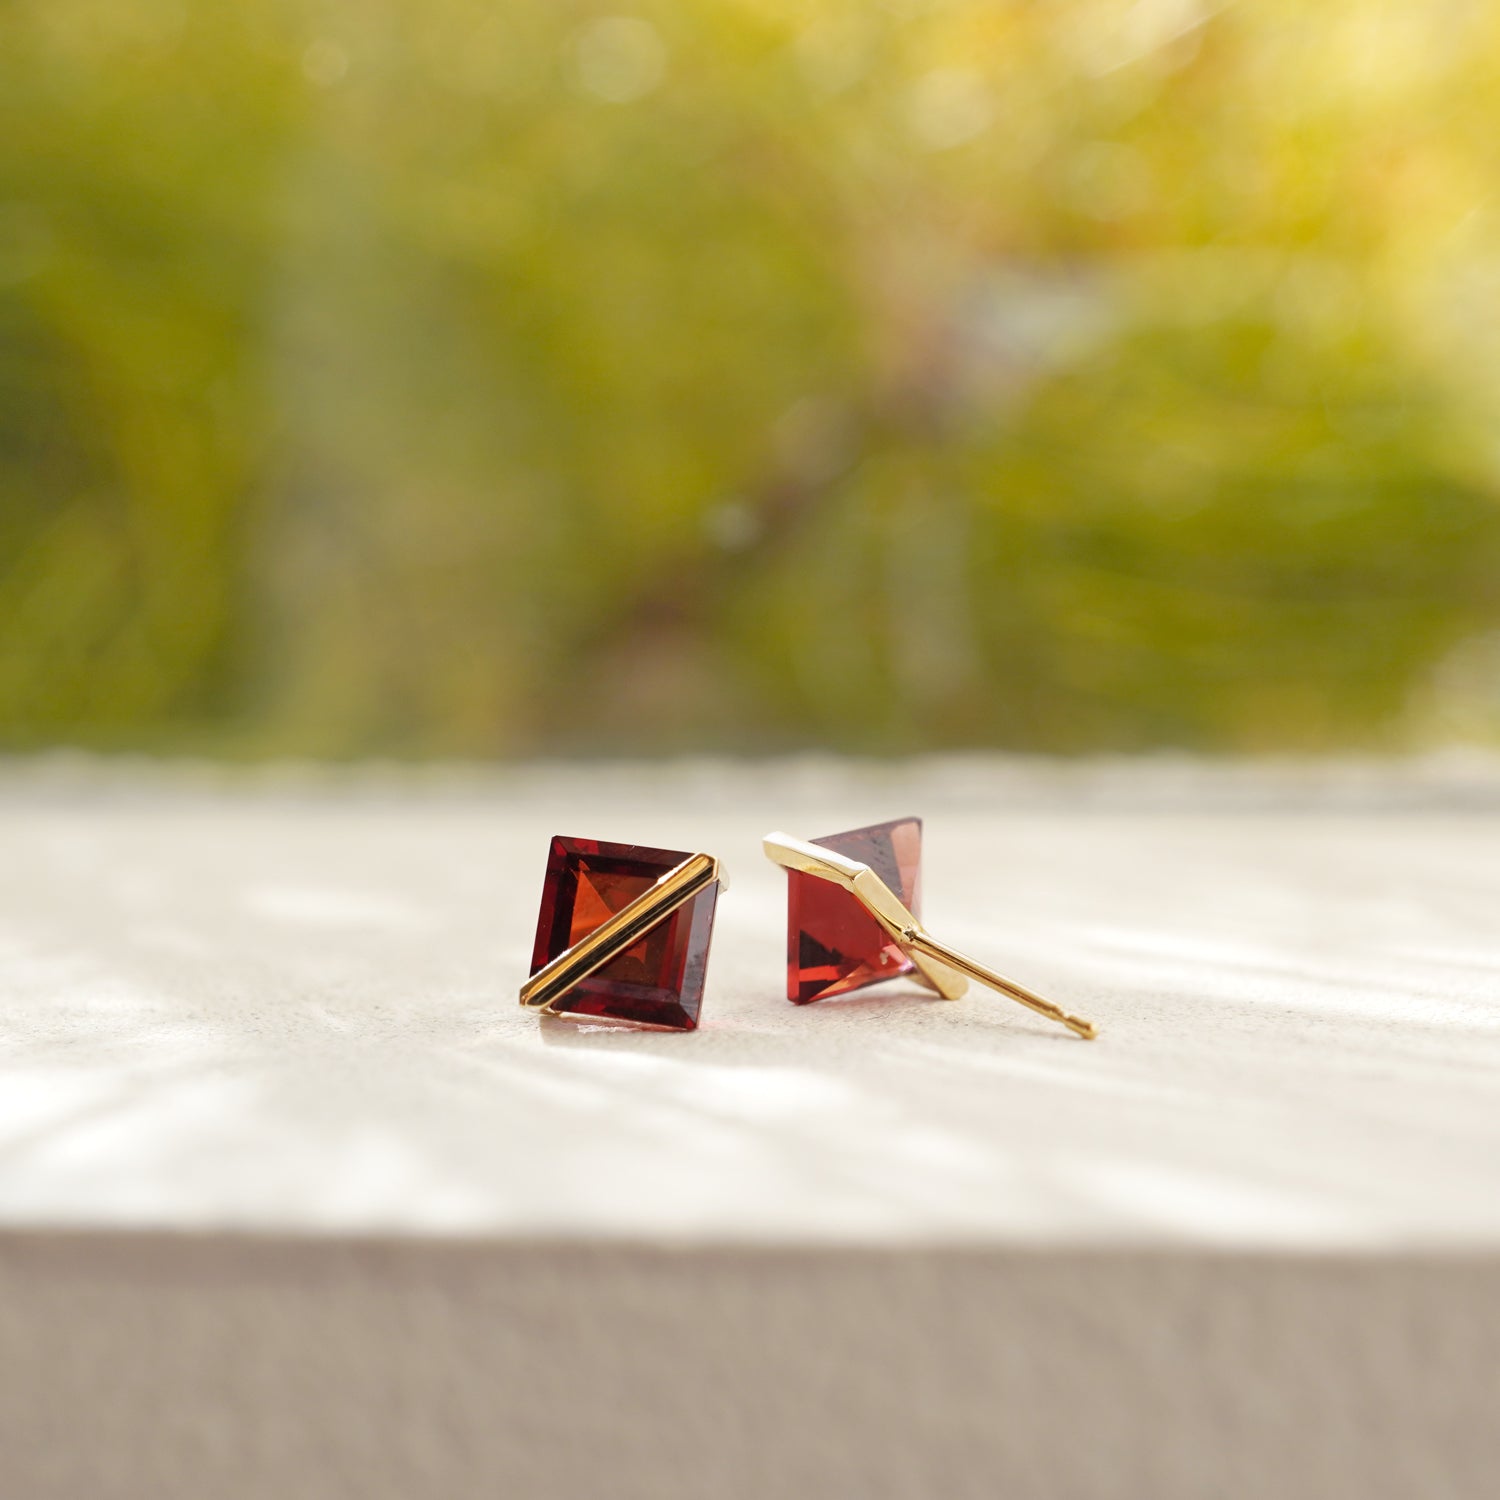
[786,817,923,1004]
[529,836,718,1030]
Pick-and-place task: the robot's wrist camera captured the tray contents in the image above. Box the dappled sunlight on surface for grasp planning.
[2,766,1499,1247]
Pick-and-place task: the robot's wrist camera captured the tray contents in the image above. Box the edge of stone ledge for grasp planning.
[4,748,1500,812]
[4,1224,1500,1266]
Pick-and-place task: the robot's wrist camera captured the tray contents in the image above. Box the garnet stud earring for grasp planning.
[763,818,1096,1039]
[520,837,726,1031]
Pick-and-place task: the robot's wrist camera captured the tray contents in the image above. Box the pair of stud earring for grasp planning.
[520,819,1097,1039]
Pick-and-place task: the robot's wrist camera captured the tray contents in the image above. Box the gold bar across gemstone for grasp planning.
[520,851,721,1015]
[762,831,1096,1039]
[763,833,967,1000]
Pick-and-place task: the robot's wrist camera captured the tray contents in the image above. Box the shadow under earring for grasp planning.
[764,817,1095,1039]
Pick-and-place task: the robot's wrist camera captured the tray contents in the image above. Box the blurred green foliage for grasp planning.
[4,0,1500,756]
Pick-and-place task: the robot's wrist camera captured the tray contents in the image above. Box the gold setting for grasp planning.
[519,851,726,1019]
[763,831,1097,1040]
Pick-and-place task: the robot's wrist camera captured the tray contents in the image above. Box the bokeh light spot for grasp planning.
[573,16,667,103]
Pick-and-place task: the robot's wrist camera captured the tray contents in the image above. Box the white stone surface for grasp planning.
[4,757,1500,1500]
[1,755,1498,1249]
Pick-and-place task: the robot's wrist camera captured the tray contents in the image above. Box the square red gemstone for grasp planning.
[786,817,923,1004]
[529,836,718,1030]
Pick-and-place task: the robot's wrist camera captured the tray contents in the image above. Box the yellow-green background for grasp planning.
[4,0,1500,757]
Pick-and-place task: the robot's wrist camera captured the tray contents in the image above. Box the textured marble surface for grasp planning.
[2,754,1498,1249]
[4,757,1500,1499]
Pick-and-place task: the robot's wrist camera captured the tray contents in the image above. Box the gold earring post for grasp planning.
[763,832,1096,1040]
[900,929,1096,1039]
